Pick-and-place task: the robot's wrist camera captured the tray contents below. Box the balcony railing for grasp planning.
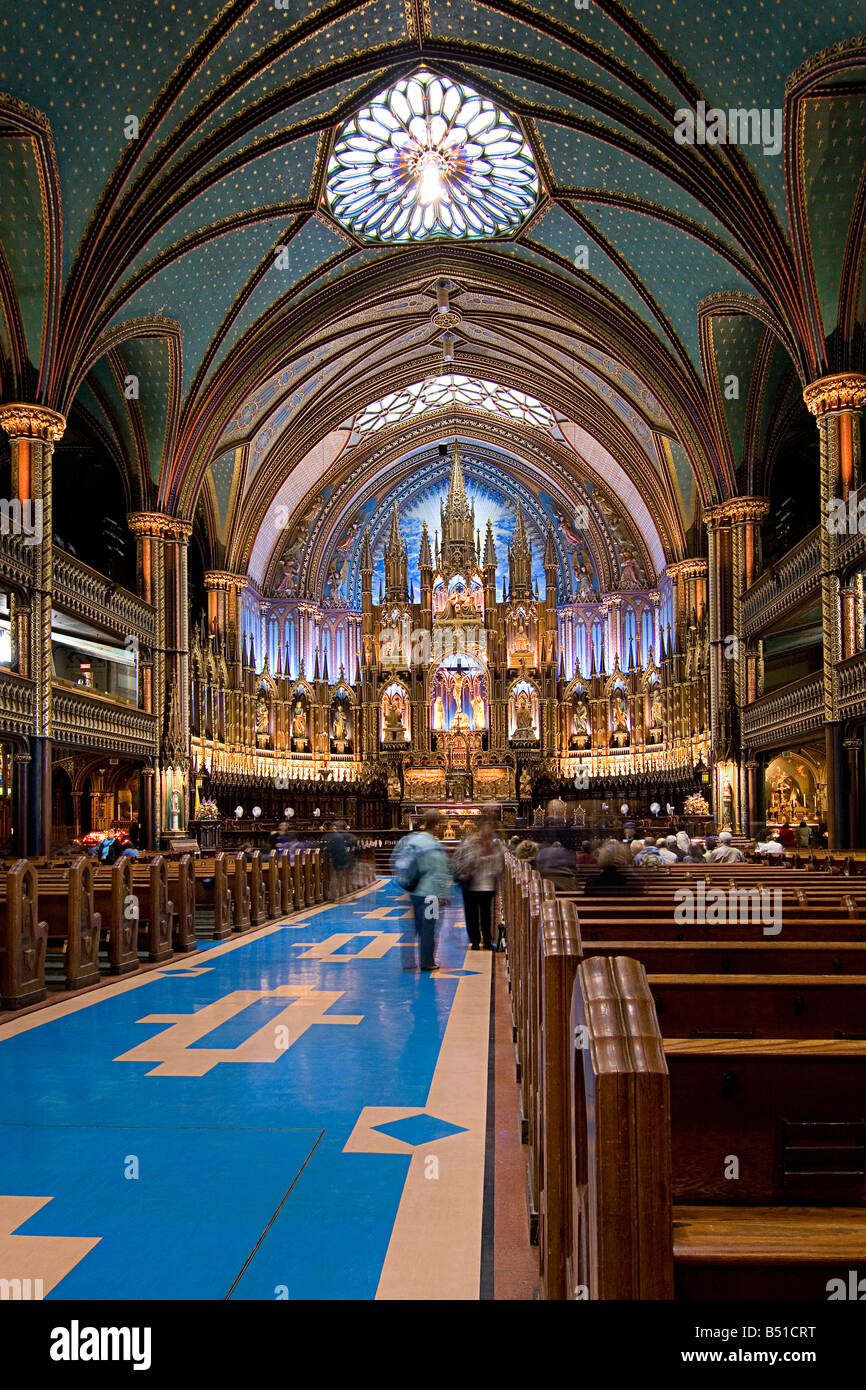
[837,649,866,719]
[741,528,822,639]
[740,672,825,743]
[52,551,155,643]
[0,666,34,736]
[51,683,157,756]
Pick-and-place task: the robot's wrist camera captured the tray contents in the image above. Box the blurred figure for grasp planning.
[391,809,450,971]
[514,839,539,862]
[576,840,595,867]
[536,840,575,873]
[456,815,503,950]
[655,836,679,865]
[795,820,810,848]
[325,820,358,898]
[777,818,796,848]
[584,840,637,894]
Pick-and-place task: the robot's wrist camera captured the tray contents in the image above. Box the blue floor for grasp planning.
[0,880,475,1300]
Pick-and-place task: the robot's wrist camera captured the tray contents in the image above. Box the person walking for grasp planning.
[391,809,450,971]
[460,815,503,950]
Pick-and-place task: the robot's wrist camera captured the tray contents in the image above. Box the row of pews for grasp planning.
[0,846,371,1010]
[503,854,866,1301]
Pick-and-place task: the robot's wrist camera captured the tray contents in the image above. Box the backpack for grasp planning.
[391,835,425,892]
[99,836,120,865]
[452,835,480,888]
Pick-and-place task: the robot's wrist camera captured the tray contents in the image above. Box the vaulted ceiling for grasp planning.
[0,1,864,586]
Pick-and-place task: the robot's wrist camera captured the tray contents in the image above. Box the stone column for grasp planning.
[844,737,862,850]
[0,403,66,854]
[128,512,193,837]
[803,373,866,848]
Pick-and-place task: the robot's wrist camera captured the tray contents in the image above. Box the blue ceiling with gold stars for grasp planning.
[0,0,863,564]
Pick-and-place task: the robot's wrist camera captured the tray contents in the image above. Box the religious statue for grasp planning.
[515,690,534,731]
[572,698,589,738]
[452,710,470,731]
[519,768,532,799]
[169,788,181,832]
[255,692,269,735]
[722,776,734,826]
[387,767,402,800]
[650,689,663,727]
[291,697,307,741]
[332,703,350,744]
[611,691,629,746]
[513,611,531,652]
[433,694,445,731]
[471,693,486,731]
[383,691,407,740]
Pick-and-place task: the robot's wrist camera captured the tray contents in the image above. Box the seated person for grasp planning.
[655,836,679,864]
[777,818,797,848]
[795,820,810,848]
[706,829,744,863]
[536,840,578,876]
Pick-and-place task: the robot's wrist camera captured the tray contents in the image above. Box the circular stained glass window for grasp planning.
[326,70,539,242]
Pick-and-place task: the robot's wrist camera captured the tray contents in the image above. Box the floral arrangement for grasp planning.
[683,792,710,817]
[197,800,220,821]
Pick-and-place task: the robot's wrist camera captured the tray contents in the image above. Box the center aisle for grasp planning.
[0,878,492,1301]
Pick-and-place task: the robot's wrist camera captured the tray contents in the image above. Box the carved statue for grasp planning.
[519,768,532,798]
[611,692,629,733]
[433,694,445,731]
[291,698,307,740]
[515,690,534,730]
[650,689,663,727]
[383,691,407,739]
[471,693,486,730]
[332,704,349,741]
[572,698,589,737]
[513,611,531,652]
[255,693,269,735]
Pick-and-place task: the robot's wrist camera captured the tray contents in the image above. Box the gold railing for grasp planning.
[740,672,824,743]
[741,528,822,638]
[838,649,866,719]
[52,551,156,642]
[0,666,34,736]
[51,683,157,756]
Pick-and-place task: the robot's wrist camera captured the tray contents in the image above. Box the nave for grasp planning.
[0,879,499,1301]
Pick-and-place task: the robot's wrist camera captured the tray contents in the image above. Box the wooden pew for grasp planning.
[224,851,251,932]
[41,857,103,990]
[646,973,866,1039]
[128,857,173,962]
[0,861,47,1008]
[568,955,866,1300]
[568,954,673,1299]
[194,854,232,940]
[244,849,268,926]
[90,857,140,974]
[165,855,196,953]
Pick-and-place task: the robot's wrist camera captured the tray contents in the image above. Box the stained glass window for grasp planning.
[326,70,539,242]
[354,374,555,434]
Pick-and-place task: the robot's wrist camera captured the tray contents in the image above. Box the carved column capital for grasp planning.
[128,512,193,543]
[664,559,708,581]
[803,373,866,417]
[0,403,66,442]
[204,570,248,593]
[704,496,770,527]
